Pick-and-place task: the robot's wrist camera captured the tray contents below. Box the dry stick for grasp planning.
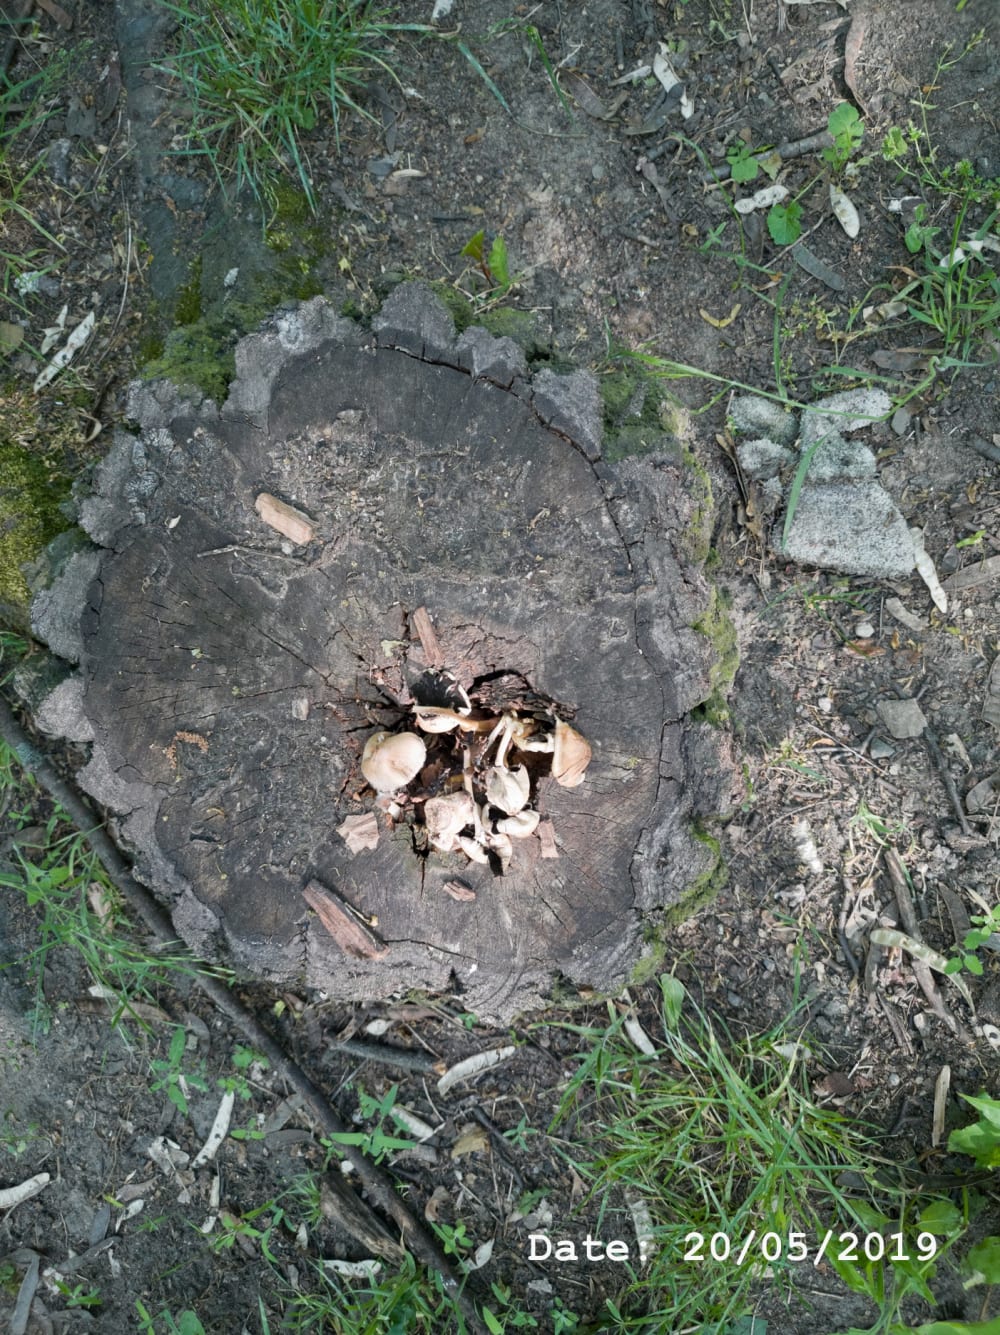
[882,847,969,1041]
[0,695,490,1335]
[922,727,973,836]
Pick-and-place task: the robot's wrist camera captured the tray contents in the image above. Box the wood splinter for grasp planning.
[254,492,316,545]
[303,879,390,960]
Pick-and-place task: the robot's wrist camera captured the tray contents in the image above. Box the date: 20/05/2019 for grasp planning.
[683,1230,940,1267]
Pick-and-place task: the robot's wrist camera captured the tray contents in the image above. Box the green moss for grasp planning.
[0,439,69,616]
[662,826,727,925]
[174,256,203,326]
[682,445,714,565]
[691,587,739,725]
[142,319,236,403]
[477,305,548,359]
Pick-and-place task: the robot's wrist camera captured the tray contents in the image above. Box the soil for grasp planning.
[1,1,999,1333]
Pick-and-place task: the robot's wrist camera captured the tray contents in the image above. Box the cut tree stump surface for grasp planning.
[32,286,726,1021]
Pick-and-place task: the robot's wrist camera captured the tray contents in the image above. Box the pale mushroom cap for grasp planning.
[361,730,427,793]
[425,792,475,844]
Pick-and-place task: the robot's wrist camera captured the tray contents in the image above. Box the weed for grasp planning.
[948,1094,1000,1168]
[460,229,514,301]
[547,974,893,1331]
[149,1025,210,1116]
[135,1303,207,1335]
[823,103,865,175]
[53,1279,102,1310]
[320,1083,421,1164]
[944,904,1000,978]
[892,197,1000,369]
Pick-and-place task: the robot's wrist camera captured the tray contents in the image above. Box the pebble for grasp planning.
[877,697,927,739]
[869,737,895,760]
[817,696,833,713]
[591,163,605,181]
[855,619,875,639]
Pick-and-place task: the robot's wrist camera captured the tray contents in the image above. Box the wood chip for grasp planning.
[536,818,559,859]
[932,1066,950,1147]
[303,879,390,960]
[441,879,476,902]
[253,492,315,545]
[410,606,442,667]
[337,812,380,855]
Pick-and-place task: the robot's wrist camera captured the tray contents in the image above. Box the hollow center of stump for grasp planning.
[344,668,592,875]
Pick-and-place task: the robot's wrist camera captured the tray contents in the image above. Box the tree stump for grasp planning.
[31,286,728,1021]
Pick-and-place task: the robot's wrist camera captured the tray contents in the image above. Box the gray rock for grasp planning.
[531,368,603,461]
[736,437,794,481]
[800,388,892,449]
[876,698,927,739]
[801,434,877,484]
[730,394,799,447]
[372,281,457,360]
[869,737,896,759]
[780,482,914,578]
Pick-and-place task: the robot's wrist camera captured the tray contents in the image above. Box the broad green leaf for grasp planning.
[917,1199,964,1234]
[966,1235,1000,1286]
[767,200,802,245]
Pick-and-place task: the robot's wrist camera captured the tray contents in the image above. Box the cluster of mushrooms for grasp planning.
[352,678,591,872]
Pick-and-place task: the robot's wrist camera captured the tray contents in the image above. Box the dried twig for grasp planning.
[923,727,972,836]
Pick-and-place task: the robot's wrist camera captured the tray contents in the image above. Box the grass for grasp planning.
[0,51,69,298]
[546,974,927,1333]
[154,0,444,215]
[156,0,411,212]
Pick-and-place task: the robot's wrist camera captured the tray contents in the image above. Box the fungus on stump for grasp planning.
[35,287,727,1021]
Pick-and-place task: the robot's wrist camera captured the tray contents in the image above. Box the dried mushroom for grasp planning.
[552,720,592,788]
[346,655,592,874]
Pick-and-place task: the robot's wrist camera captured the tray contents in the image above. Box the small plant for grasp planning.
[767,198,804,246]
[135,1303,207,1335]
[53,1279,102,1310]
[823,102,865,174]
[944,905,1000,978]
[150,1025,210,1116]
[948,1093,1000,1168]
[461,229,513,297]
[321,1083,421,1165]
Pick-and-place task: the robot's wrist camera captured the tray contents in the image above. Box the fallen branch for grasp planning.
[0,693,490,1335]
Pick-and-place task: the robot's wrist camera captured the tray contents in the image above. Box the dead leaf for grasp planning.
[424,1185,450,1222]
[699,303,742,328]
[843,11,868,112]
[450,1126,489,1159]
[813,1071,856,1098]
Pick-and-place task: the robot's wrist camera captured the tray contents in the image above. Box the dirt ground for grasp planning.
[1,0,999,1331]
